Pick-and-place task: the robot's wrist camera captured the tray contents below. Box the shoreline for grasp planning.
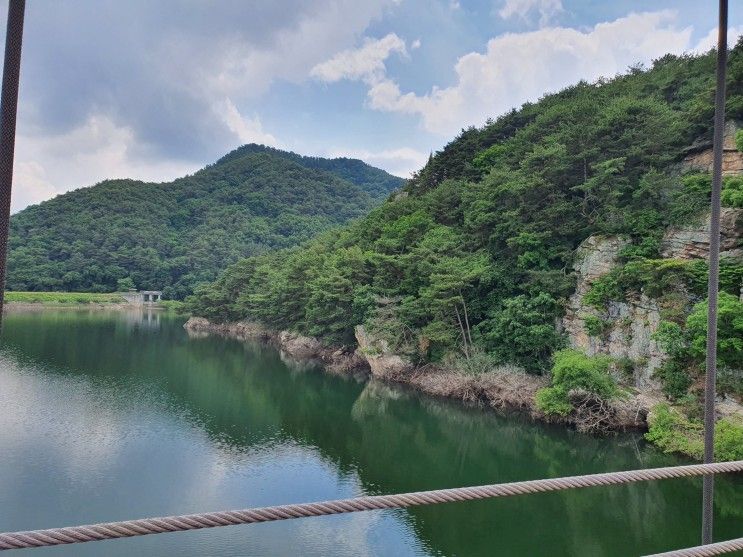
[183,316,651,434]
[2,302,167,311]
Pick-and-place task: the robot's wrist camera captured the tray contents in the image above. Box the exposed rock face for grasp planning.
[660,208,743,260]
[682,121,743,176]
[564,204,743,390]
[563,236,664,390]
[277,331,323,360]
[573,235,629,283]
[183,317,271,340]
[354,325,413,379]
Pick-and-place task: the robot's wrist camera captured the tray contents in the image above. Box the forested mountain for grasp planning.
[8,145,404,298]
[189,40,743,382]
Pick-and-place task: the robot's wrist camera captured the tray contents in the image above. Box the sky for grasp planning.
[2,0,741,213]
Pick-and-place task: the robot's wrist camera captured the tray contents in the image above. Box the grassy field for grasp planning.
[3,291,125,305]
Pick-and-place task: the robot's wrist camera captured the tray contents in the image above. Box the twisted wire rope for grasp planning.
[0,0,25,323]
[645,537,743,557]
[701,0,729,544]
[0,460,741,551]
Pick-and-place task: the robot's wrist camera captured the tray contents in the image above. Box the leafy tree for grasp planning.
[478,293,563,371]
[116,277,136,291]
[686,292,743,370]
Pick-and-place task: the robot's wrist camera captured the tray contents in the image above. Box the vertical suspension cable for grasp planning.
[0,0,25,326]
[701,0,728,546]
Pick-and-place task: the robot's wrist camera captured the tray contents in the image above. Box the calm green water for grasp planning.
[0,310,741,556]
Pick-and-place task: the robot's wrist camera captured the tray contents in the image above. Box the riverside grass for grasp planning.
[4,291,125,305]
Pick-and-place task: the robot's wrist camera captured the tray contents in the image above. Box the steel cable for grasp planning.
[0,0,24,324]
[645,537,743,557]
[0,460,741,551]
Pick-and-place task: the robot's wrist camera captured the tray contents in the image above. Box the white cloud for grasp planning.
[498,0,563,26]
[311,33,408,84]
[10,0,401,211]
[216,98,280,147]
[12,115,199,213]
[203,2,400,97]
[355,11,696,137]
[691,25,743,53]
[327,146,428,177]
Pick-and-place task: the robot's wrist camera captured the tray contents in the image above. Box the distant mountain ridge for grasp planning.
[7,145,404,298]
[214,144,402,199]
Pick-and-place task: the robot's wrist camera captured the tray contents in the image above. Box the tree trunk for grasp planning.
[454,304,470,359]
[459,292,473,348]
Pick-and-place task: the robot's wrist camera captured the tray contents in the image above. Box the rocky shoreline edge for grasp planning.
[184,316,652,433]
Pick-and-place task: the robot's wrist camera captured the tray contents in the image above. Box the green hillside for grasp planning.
[188,40,743,374]
[7,145,404,298]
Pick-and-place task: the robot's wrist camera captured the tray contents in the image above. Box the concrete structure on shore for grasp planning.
[121,290,163,306]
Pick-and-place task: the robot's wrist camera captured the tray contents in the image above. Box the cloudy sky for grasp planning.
[2,0,741,212]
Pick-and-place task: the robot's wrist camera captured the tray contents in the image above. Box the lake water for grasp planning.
[0,309,741,556]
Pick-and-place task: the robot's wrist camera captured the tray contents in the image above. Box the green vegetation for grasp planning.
[584,255,743,310]
[189,41,743,376]
[721,175,743,208]
[536,349,618,416]
[645,404,704,458]
[8,145,403,299]
[4,291,124,305]
[646,404,743,460]
[158,300,188,313]
[583,315,611,338]
[652,293,743,399]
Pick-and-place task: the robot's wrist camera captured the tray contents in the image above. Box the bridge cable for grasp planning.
[0,460,741,551]
[0,0,24,326]
[645,536,743,557]
[702,0,728,545]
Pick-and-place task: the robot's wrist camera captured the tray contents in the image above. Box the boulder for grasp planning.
[277,331,323,360]
[354,325,413,379]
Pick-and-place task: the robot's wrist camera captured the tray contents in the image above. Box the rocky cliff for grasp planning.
[563,236,665,389]
[563,207,743,393]
[682,120,743,176]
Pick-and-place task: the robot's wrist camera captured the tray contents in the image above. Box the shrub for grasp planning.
[584,315,612,337]
[652,321,687,359]
[645,404,704,458]
[718,367,743,399]
[715,418,743,461]
[536,349,618,415]
[583,274,622,308]
[653,360,693,400]
[646,404,743,460]
[722,175,743,208]
[535,387,573,416]
[686,292,743,370]
[736,129,743,152]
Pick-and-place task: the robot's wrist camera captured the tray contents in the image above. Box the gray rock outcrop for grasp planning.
[354,325,413,379]
[563,236,664,390]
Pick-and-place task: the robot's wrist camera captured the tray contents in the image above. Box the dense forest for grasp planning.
[188,40,743,397]
[7,145,403,298]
